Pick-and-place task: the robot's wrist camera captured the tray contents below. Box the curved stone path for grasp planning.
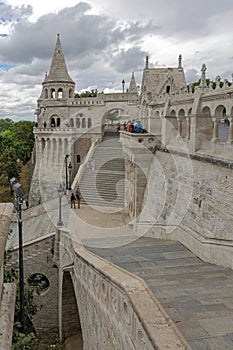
[87,236,233,350]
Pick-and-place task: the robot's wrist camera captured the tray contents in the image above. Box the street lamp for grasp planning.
[10,177,25,333]
[122,79,125,93]
[68,162,72,190]
[65,155,69,190]
[57,183,64,226]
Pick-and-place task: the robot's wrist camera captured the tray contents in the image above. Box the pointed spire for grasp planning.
[45,34,74,83]
[129,72,137,94]
[178,54,182,70]
[145,55,149,69]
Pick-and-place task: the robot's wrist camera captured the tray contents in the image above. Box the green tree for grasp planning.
[0,117,14,133]
[11,121,34,163]
[0,147,21,192]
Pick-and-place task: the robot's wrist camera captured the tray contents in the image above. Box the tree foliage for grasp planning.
[74,89,97,98]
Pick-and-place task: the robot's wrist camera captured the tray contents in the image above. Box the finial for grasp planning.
[178,54,182,69]
[201,63,207,90]
[146,56,149,69]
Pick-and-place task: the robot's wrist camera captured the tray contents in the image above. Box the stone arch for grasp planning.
[58,88,63,98]
[44,88,48,99]
[178,109,185,137]
[50,88,56,99]
[215,104,226,120]
[69,88,73,98]
[81,118,86,128]
[50,117,55,128]
[87,117,92,128]
[76,117,80,128]
[200,106,212,142]
[62,271,83,345]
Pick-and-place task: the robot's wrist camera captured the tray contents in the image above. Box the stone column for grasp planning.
[227,117,233,143]
[185,117,190,139]
[211,118,220,142]
[177,117,183,137]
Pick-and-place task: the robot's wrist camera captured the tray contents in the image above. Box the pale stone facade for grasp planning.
[0,203,16,349]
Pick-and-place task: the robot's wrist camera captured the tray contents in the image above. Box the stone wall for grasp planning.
[56,229,191,350]
[0,203,16,350]
[8,233,58,333]
[139,148,233,268]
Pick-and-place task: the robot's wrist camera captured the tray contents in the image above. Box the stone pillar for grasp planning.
[177,118,183,137]
[185,117,190,139]
[211,118,220,142]
[227,117,233,143]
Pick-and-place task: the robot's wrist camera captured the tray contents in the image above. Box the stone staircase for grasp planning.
[79,130,125,208]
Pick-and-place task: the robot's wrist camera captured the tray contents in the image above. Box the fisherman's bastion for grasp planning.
[1,34,233,349]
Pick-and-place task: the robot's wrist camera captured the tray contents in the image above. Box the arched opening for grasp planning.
[76,118,80,128]
[81,118,86,128]
[58,88,63,98]
[200,106,212,142]
[51,117,55,128]
[44,88,48,99]
[69,88,73,98]
[215,105,228,142]
[51,88,56,99]
[57,117,61,127]
[178,109,185,137]
[62,272,83,348]
[87,118,92,128]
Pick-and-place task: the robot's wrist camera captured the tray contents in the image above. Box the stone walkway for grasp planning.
[8,202,233,349]
[88,236,233,350]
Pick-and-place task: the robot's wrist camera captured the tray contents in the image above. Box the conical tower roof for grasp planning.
[45,34,74,84]
[129,72,137,94]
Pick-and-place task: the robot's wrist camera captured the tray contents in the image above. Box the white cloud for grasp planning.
[0,0,232,120]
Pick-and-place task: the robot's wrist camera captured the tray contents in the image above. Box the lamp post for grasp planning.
[65,155,69,190]
[68,162,72,190]
[57,183,64,226]
[122,79,125,93]
[10,177,25,333]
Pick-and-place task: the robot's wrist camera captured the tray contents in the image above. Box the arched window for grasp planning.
[76,118,80,128]
[88,118,92,128]
[58,88,63,98]
[82,118,86,128]
[57,118,60,127]
[51,89,56,99]
[44,88,48,99]
[69,89,73,98]
[51,117,55,127]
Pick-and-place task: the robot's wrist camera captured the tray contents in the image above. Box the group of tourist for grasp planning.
[116,120,147,133]
[70,188,82,209]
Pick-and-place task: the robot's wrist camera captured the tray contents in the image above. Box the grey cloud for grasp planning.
[0,2,32,24]
[111,47,147,73]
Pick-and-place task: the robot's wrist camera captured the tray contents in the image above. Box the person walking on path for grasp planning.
[70,192,76,209]
[91,159,95,171]
[76,190,82,209]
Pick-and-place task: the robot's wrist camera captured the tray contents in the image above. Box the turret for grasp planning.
[40,34,75,99]
[128,72,138,94]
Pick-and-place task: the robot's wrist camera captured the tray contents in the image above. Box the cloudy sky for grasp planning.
[1,0,233,121]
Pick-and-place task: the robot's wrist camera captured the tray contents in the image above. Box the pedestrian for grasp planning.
[70,192,76,209]
[76,190,82,209]
[91,159,95,171]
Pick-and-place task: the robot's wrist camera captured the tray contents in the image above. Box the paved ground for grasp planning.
[88,236,233,350]
[8,202,233,350]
